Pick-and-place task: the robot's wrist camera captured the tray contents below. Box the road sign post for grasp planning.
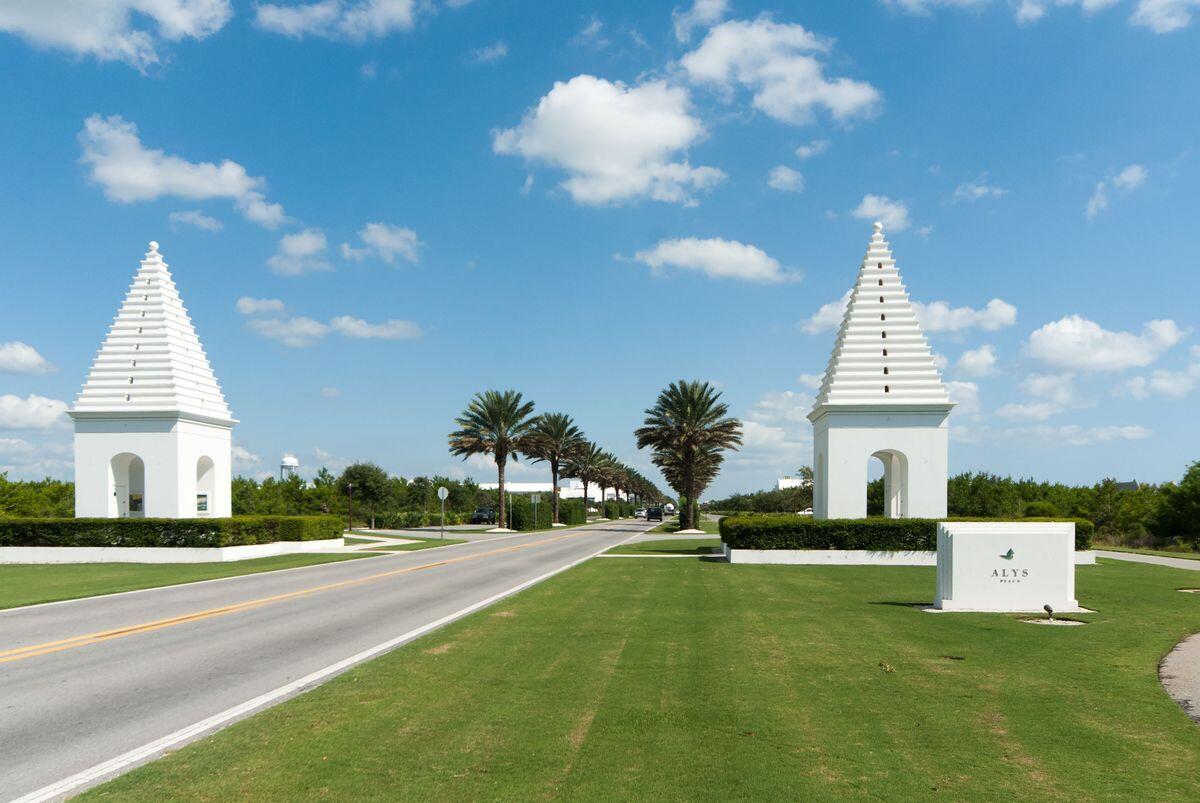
[437,486,449,540]
[531,493,538,529]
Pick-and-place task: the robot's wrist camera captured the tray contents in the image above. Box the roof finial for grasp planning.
[148,240,160,253]
[872,221,883,235]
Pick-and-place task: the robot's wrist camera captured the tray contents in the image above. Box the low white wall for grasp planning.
[723,544,1096,566]
[0,538,345,565]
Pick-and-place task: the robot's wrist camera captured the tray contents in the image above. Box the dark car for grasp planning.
[469,507,497,525]
[646,507,664,522]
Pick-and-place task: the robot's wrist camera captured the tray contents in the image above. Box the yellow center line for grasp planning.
[0,528,596,665]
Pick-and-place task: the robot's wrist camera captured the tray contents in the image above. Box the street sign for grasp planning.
[437,486,449,501]
[437,487,448,539]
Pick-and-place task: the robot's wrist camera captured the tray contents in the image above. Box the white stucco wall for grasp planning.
[812,408,950,519]
[0,538,343,564]
[73,415,232,518]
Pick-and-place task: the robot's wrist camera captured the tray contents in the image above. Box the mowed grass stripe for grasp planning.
[86,559,1200,801]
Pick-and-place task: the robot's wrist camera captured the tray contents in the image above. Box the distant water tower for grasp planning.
[280,453,300,480]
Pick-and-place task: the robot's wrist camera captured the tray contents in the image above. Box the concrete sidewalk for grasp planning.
[1096,550,1200,571]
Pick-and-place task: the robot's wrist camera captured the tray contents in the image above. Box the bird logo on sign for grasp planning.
[1000,548,1015,560]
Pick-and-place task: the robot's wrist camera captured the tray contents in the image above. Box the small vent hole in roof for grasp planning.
[884,367,889,375]
[882,349,888,356]
[877,262,882,269]
[879,296,884,303]
[884,385,890,393]
[881,314,886,321]
[878,278,883,286]
[881,332,887,339]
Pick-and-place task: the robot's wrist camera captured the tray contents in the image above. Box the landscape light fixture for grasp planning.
[347,482,354,534]
[1043,604,1054,622]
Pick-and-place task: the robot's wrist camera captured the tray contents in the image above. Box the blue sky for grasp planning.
[1,0,1198,497]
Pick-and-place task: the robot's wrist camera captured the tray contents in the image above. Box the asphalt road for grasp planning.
[0,518,653,801]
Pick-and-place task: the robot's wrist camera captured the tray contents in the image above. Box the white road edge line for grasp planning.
[11,523,648,803]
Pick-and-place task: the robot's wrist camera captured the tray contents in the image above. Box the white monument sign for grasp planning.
[935,522,1081,612]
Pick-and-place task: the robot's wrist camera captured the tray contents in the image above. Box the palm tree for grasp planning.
[594,451,621,518]
[561,441,605,519]
[635,380,742,530]
[525,412,586,525]
[448,389,537,530]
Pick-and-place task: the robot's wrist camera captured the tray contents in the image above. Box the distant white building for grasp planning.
[776,477,811,490]
[477,478,625,501]
[807,223,953,519]
[69,242,235,518]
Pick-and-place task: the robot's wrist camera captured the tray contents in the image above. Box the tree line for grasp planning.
[448,389,668,529]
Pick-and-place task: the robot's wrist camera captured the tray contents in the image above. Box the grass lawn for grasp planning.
[370,537,468,552]
[87,556,1200,800]
[606,538,722,555]
[0,553,368,611]
[649,516,721,535]
[343,536,377,545]
[1097,544,1200,561]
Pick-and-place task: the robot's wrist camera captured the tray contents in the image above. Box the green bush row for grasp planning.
[371,510,469,528]
[0,516,344,548]
[718,516,1094,552]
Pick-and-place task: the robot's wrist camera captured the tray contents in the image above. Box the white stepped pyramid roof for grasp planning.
[809,222,953,416]
[71,242,235,425]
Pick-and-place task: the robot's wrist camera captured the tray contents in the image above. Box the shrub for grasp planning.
[558,499,587,526]
[510,495,553,531]
[1023,500,1061,518]
[0,516,344,548]
[719,516,1093,552]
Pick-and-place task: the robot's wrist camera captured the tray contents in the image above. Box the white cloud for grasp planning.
[795,139,829,159]
[168,209,222,232]
[946,380,981,417]
[997,401,1061,421]
[884,0,1122,25]
[320,386,343,398]
[1013,423,1151,446]
[1131,0,1200,32]
[931,352,949,371]
[248,314,421,347]
[733,390,813,468]
[248,317,331,348]
[955,344,997,376]
[79,114,286,229]
[470,40,507,64]
[329,316,421,339]
[0,394,69,431]
[673,0,729,41]
[1086,163,1147,220]
[341,222,420,264]
[952,178,1007,203]
[232,444,260,468]
[573,15,608,48]
[767,165,805,192]
[254,0,419,41]
[798,373,823,389]
[0,342,55,375]
[912,298,1018,332]
[1112,163,1148,190]
[1027,315,1186,371]
[1021,373,1080,406]
[681,17,881,126]
[1122,361,1200,400]
[0,0,232,69]
[267,229,329,275]
[236,297,286,315]
[851,194,910,231]
[632,237,796,284]
[493,75,724,206]
[800,290,851,334]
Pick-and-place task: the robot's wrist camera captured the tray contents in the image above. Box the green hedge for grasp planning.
[558,499,587,526]
[0,516,344,548]
[719,516,1094,552]
[372,510,468,529]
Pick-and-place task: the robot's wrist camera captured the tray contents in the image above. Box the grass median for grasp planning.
[86,556,1200,800]
[0,553,367,611]
[606,538,721,555]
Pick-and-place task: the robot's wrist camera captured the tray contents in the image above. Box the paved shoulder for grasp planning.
[1096,550,1200,571]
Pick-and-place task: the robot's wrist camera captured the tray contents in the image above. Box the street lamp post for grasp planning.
[346,482,354,534]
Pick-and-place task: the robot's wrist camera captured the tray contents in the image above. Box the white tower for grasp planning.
[807,223,954,519]
[69,242,236,519]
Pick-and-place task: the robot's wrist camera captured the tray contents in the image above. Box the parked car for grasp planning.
[663,503,676,514]
[634,508,647,518]
[799,508,814,516]
[646,507,664,521]
[469,507,497,525]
